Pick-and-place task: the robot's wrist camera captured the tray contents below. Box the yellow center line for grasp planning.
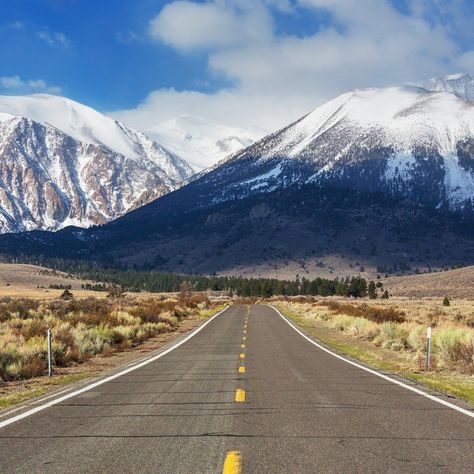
[222,451,242,474]
[240,344,245,349]
[239,353,245,359]
[238,366,246,373]
[235,389,246,402]
[242,336,246,341]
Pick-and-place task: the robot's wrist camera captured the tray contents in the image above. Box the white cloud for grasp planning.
[0,75,62,94]
[148,1,274,51]
[111,0,474,149]
[37,29,71,48]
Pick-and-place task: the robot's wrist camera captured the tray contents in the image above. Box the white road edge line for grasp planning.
[269,304,474,419]
[0,305,230,430]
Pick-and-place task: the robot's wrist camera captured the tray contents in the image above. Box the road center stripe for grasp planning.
[222,451,242,474]
[235,389,246,402]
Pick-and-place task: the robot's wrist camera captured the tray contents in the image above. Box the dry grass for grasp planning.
[384,265,474,299]
[277,297,474,374]
[0,293,212,381]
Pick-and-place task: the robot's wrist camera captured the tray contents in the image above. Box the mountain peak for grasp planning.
[0,94,193,233]
[420,72,474,102]
[147,115,265,170]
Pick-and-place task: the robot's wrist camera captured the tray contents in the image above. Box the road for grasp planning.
[0,304,473,473]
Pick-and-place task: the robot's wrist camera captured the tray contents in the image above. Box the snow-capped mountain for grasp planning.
[0,94,193,233]
[192,77,474,212]
[420,73,474,103]
[147,115,264,170]
[3,75,474,277]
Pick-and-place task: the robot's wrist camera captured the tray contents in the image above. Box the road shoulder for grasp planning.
[272,303,474,414]
[0,305,227,416]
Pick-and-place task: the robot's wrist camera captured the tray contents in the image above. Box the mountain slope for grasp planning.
[2,76,474,278]
[421,73,474,103]
[0,95,193,233]
[199,82,474,211]
[147,115,263,170]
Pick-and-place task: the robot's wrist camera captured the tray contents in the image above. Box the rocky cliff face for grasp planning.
[0,95,193,233]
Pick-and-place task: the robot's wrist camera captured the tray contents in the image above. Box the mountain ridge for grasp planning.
[2,74,474,278]
[0,94,194,233]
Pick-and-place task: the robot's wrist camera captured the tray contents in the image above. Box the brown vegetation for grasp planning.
[278,297,474,374]
[0,294,211,381]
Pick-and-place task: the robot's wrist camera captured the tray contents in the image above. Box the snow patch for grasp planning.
[240,162,284,190]
[385,152,417,181]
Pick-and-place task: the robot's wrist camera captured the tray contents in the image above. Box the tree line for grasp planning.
[3,255,370,298]
[81,269,370,298]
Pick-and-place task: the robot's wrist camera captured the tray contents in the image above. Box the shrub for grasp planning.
[0,294,202,380]
[433,328,474,370]
[407,326,426,351]
[380,322,398,341]
[320,301,405,323]
[330,315,353,331]
[60,289,74,300]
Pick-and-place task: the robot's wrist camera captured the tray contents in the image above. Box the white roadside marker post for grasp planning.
[47,328,53,377]
[425,326,432,372]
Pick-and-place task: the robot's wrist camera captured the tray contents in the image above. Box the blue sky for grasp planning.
[1,0,211,110]
[1,0,474,132]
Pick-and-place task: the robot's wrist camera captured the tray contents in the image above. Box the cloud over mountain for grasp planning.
[112,0,474,138]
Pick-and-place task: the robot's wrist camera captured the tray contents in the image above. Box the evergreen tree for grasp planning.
[443,296,450,306]
[368,281,377,299]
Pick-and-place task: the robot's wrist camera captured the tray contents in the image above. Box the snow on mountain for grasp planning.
[420,73,474,103]
[0,94,194,233]
[195,81,474,211]
[147,115,264,170]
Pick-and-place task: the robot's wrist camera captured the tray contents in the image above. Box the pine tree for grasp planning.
[368,281,377,299]
[443,296,450,306]
[381,290,389,299]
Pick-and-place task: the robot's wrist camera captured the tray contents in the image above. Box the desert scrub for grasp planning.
[432,327,474,372]
[0,295,212,381]
[277,299,474,374]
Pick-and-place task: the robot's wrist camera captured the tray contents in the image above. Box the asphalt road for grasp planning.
[0,304,473,473]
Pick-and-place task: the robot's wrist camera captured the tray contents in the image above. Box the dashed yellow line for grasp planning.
[235,389,246,402]
[239,353,245,359]
[222,451,242,474]
[242,336,246,341]
[238,366,246,374]
[241,344,245,349]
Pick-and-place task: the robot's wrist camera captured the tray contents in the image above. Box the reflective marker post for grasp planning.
[47,328,53,377]
[425,326,432,372]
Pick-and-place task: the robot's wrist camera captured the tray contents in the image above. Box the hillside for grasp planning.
[384,266,474,299]
[0,263,94,298]
[0,94,193,233]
